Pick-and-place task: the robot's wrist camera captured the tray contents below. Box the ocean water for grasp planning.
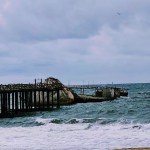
[0,83,150,150]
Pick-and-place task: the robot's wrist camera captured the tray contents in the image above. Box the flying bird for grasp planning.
[117,12,121,15]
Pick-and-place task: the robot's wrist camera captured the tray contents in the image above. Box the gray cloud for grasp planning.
[1,0,150,42]
[0,0,150,84]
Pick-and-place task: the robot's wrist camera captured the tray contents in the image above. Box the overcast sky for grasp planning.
[0,0,150,84]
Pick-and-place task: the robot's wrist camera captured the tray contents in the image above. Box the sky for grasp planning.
[0,0,150,85]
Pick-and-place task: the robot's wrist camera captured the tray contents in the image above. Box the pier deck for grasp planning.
[0,80,63,118]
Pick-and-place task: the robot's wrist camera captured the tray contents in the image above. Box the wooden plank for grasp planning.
[51,90,53,108]
[0,82,62,92]
[12,92,14,111]
[47,90,50,108]
[8,92,10,112]
[15,92,18,112]
[42,91,44,109]
[30,91,33,110]
[19,91,21,110]
[34,90,36,110]
[22,91,24,110]
[5,93,8,112]
[57,90,60,108]
[1,92,7,113]
[38,91,41,108]
[0,94,1,114]
[1,93,4,113]
[25,91,28,110]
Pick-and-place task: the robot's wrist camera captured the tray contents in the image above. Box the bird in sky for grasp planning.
[117,12,121,15]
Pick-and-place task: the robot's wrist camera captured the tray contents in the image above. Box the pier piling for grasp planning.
[0,81,63,118]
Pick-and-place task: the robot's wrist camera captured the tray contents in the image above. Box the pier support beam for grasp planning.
[57,90,60,108]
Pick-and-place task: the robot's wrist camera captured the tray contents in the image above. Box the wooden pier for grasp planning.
[0,79,63,118]
[0,77,128,118]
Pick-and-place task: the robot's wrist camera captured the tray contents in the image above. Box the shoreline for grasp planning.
[116,148,150,150]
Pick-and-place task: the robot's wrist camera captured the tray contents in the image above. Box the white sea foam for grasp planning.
[0,122,150,150]
[35,117,52,124]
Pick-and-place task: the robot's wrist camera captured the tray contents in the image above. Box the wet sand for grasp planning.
[116,148,150,150]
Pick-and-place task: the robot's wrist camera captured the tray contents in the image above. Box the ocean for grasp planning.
[0,83,150,150]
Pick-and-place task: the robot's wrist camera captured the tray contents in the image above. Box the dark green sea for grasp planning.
[0,83,150,150]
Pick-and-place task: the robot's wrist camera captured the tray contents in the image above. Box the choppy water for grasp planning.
[0,83,150,150]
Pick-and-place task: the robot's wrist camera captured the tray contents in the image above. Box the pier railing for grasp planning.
[67,85,100,95]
